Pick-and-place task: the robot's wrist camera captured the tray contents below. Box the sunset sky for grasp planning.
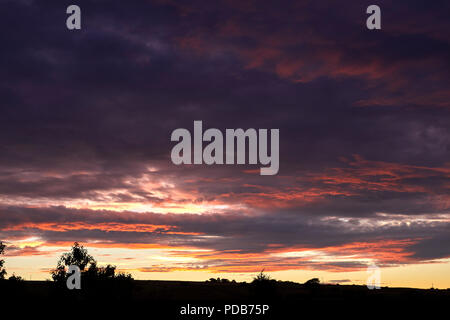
[0,0,449,288]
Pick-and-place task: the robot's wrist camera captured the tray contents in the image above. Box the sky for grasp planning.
[0,0,449,288]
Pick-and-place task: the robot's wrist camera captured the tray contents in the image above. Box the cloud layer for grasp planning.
[0,0,449,277]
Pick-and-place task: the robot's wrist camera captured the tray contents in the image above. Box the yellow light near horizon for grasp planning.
[4,242,450,289]
[12,237,44,248]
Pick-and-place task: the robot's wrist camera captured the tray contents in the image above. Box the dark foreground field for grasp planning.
[2,280,449,318]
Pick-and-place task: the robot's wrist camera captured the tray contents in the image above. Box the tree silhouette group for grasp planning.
[0,241,133,286]
[51,242,133,284]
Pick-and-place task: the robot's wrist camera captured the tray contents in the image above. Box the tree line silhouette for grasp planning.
[1,241,317,287]
[1,239,449,317]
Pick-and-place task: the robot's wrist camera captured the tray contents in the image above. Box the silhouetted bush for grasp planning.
[304,278,320,287]
[8,274,24,281]
[251,270,277,298]
[253,270,272,283]
[207,277,233,283]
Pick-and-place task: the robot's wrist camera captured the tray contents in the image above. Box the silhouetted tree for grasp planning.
[51,242,96,282]
[304,278,320,286]
[61,242,95,270]
[0,241,6,280]
[51,242,133,284]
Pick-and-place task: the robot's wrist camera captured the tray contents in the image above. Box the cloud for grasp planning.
[328,279,352,284]
[4,245,53,257]
[0,205,448,273]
